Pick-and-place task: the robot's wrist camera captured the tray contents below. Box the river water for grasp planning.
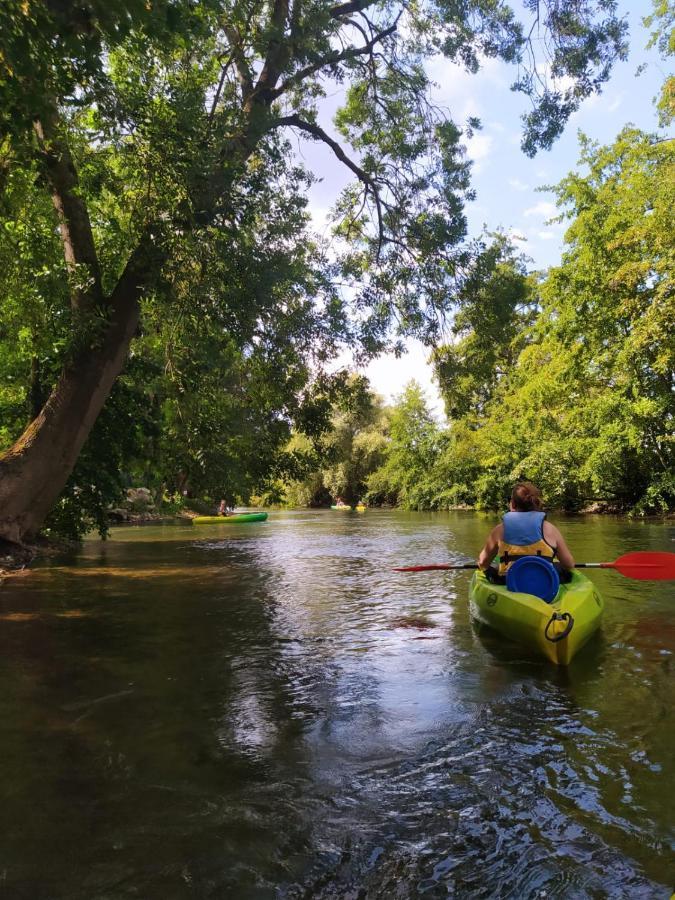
[0,510,672,898]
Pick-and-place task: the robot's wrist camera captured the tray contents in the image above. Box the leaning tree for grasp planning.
[0,0,627,542]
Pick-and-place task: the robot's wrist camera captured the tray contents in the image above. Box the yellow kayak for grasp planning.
[469,569,603,665]
[355,505,366,512]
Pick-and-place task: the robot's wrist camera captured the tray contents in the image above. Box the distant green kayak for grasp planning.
[192,512,268,525]
[330,505,352,511]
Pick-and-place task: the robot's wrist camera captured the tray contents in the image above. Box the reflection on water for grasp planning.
[0,510,672,898]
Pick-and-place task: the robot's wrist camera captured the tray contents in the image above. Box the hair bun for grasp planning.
[511,481,543,511]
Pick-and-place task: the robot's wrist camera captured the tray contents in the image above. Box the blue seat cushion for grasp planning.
[506,556,560,603]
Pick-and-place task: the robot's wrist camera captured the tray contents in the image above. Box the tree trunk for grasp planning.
[0,243,153,544]
[0,65,278,546]
[28,356,46,420]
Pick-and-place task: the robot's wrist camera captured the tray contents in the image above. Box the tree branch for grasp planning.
[270,20,397,99]
[208,55,233,124]
[330,0,379,19]
[272,114,368,186]
[108,225,165,316]
[223,24,254,100]
[256,0,291,95]
[272,113,385,255]
[33,111,103,312]
[290,0,302,51]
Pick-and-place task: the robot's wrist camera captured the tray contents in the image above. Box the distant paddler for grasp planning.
[331,496,352,510]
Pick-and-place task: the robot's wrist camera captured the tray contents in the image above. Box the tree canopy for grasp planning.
[430,126,674,514]
[285,115,673,518]
[0,0,640,540]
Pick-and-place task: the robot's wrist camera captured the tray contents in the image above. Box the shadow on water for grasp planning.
[0,511,672,898]
[0,538,327,897]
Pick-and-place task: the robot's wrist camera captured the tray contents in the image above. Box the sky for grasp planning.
[293,0,670,416]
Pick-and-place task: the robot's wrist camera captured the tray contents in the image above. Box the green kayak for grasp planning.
[469,569,603,665]
[192,512,268,525]
[330,505,352,511]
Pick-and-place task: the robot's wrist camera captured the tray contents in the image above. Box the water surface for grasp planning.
[0,510,672,897]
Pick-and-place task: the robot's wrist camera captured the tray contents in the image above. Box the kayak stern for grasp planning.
[469,570,603,665]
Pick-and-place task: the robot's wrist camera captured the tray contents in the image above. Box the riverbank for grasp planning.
[257,500,674,518]
[0,511,196,580]
[0,541,33,579]
[0,537,68,582]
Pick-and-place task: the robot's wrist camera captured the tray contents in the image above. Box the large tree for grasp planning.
[0,0,627,543]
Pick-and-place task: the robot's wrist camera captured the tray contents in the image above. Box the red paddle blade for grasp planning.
[605,551,675,580]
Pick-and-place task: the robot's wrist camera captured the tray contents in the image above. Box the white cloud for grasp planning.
[465,133,493,172]
[608,93,625,113]
[569,91,603,122]
[307,203,332,235]
[580,92,601,110]
[427,57,476,108]
[537,230,556,241]
[330,340,445,420]
[507,228,527,244]
[508,177,529,191]
[533,62,576,95]
[523,201,557,218]
[428,52,505,98]
[427,52,510,128]
[472,53,506,86]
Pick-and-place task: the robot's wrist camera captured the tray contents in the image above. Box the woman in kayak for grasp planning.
[477,482,575,584]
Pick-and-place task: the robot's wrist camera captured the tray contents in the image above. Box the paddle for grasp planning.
[393,551,675,581]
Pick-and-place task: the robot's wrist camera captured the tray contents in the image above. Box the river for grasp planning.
[0,510,672,898]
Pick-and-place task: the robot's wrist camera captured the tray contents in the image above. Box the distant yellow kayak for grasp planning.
[355,505,366,511]
[469,569,603,665]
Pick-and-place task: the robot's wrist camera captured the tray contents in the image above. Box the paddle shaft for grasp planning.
[394,551,675,580]
[393,563,479,571]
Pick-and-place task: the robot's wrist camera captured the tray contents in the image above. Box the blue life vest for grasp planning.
[498,511,556,575]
